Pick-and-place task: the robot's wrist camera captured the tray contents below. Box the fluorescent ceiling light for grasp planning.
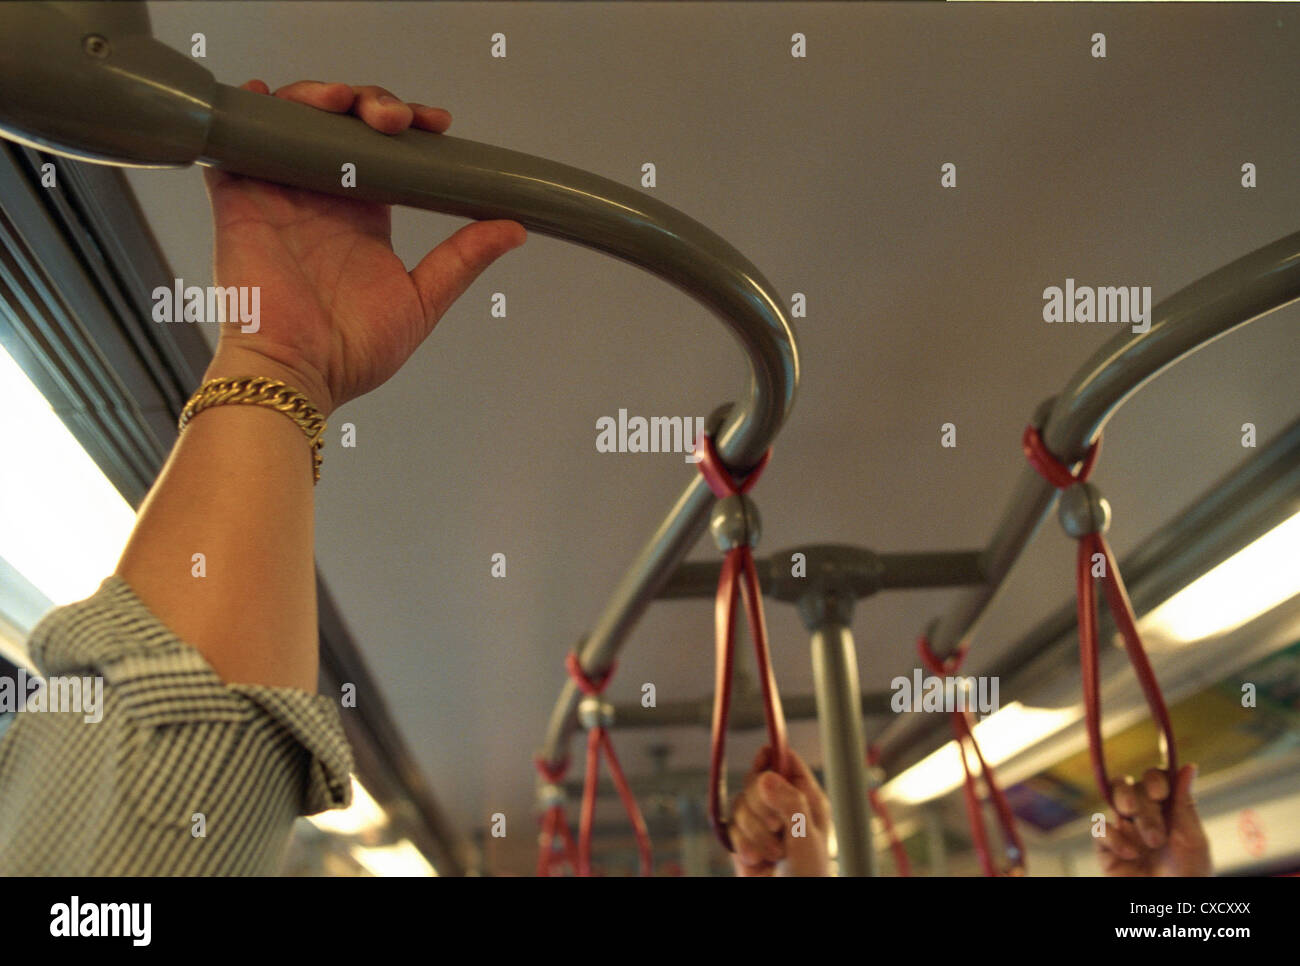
[1139,509,1300,644]
[883,701,1077,805]
[308,775,389,836]
[883,511,1300,806]
[0,346,135,606]
[350,839,438,877]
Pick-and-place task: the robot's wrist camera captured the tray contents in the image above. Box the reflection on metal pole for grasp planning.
[807,606,873,877]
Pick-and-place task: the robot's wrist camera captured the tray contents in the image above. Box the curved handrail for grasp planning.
[0,1,799,778]
[873,229,1300,763]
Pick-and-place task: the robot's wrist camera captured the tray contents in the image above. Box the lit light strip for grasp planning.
[883,702,1077,805]
[885,509,1300,805]
[308,775,389,836]
[1139,510,1300,644]
[0,346,135,606]
[350,839,438,877]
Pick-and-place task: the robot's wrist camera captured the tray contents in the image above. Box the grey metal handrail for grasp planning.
[0,2,800,769]
[872,228,1300,756]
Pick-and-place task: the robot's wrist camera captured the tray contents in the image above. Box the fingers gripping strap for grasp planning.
[697,433,788,854]
[564,655,652,876]
[1024,423,1178,821]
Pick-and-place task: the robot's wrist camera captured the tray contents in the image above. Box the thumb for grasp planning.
[783,821,827,876]
[410,219,527,323]
[779,749,832,833]
[757,773,828,877]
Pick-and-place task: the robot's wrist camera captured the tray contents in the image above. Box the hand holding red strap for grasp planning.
[565,652,653,876]
[695,431,788,853]
[534,756,579,877]
[1022,424,1178,820]
[866,745,912,877]
[918,634,1025,876]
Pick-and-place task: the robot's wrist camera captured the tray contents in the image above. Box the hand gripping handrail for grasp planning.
[0,3,800,770]
[874,228,1300,768]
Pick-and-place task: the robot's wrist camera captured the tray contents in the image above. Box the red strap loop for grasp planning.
[951,708,1026,876]
[1022,424,1100,489]
[1075,534,1179,818]
[917,635,1025,876]
[694,431,771,498]
[866,745,911,877]
[565,651,615,696]
[564,657,652,876]
[534,755,568,785]
[916,633,969,676]
[695,432,786,853]
[536,805,579,877]
[533,757,578,877]
[1023,425,1179,820]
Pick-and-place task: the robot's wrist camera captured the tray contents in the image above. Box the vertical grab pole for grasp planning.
[804,593,873,877]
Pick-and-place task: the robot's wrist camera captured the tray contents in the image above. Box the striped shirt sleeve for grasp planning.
[0,575,353,875]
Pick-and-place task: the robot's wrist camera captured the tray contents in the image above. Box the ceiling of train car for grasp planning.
[124,2,1300,873]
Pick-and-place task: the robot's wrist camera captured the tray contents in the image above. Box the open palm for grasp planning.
[203,80,526,415]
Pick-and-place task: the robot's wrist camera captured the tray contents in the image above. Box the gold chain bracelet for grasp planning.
[178,377,327,484]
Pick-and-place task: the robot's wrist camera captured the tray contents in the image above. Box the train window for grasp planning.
[0,343,135,620]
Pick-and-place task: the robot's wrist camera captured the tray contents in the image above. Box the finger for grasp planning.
[1111,774,1164,848]
[755,769,828,876]
[730,802,779,869]
[731,797,783,864]
[272,80,356,113]
[408,103,453,134]
[745,788,786,835]
[740,755,785,833]
[241,78,271,95]
[1120,776,1168,850]
[778,746,818,785]
[740,748,784,832]
[1096,842,1144,877]
[781,749,832,831]
[1142,767,1171,803]
[350,84,415,134]
[1096,817,1142,861]
[409,220,527,324]
[1111,776,1140,819]
[756,771,810,830]
[731,851,777,877]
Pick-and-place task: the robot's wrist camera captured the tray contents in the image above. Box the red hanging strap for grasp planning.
[866,745,912,877]
[565,652,653,876]
[918,635,1025,876]
[1022,423,1101,489]
[1023,425,1178,818]
[695,432,788,853]
[534,756,578,877]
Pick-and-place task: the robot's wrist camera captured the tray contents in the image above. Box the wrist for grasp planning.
[204,342,335,419]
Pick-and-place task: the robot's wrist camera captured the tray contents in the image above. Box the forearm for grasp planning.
[114,345,327,692]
